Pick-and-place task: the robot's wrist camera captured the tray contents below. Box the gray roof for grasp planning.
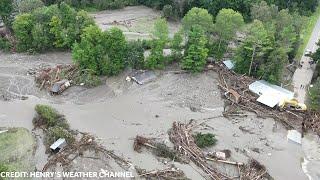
[249,80,294,108]
[50,138,66,150]
[223,60,234,70]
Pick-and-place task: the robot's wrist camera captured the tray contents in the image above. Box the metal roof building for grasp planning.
[249,80,294,108]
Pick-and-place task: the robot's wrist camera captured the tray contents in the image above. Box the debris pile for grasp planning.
[133,135,187,163]
[168,121,229,179]
[136,165,188,180]
[303,111,320,136]
[43,133,131,172]
[34,64,78,94]
[134,119,272,179]
[213,63,320,135]
[240,159,271,180]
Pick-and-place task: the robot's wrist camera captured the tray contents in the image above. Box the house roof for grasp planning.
[249,80,294,108]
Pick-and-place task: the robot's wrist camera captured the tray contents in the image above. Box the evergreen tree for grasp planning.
[182,25,208,72]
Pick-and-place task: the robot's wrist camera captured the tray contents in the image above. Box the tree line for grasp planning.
[0,1,319,85]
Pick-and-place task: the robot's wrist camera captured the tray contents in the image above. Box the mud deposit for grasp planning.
[0,52,319,180]
[91,6,180,40]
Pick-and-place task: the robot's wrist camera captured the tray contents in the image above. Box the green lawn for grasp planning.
[296,7,320,60]
[0,128,35,172]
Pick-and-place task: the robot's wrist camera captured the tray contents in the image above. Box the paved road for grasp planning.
[292,17,320,103]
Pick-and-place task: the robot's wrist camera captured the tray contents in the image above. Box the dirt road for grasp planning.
[292,17,320,103]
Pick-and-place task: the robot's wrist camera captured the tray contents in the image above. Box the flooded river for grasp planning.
[0,52,319,179]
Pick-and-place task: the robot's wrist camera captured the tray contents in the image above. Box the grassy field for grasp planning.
[296,7,320,60]
[0,128,35,172]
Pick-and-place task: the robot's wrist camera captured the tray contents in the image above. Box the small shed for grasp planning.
[50,138,67,153]
[249,80,294,108]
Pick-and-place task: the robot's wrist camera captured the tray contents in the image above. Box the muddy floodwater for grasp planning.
[0,52,320,180]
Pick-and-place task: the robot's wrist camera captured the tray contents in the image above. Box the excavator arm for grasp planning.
[278,98,307,111]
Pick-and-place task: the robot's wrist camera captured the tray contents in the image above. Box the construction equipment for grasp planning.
[278,98,307,111]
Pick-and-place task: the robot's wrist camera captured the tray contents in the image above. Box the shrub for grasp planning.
[193,132,217,148]
[31,23,52,52]
[145,40,165,70]
[103,27,127,75]
[162,4,173,19]
[153,18,169,43]
[0,37,12,52]
[74,71,102,87]
[13,13,34,52]
[126,40,145,69]
[34,104,69,129]
[46,126,74,145]
[308,77,320,111]
[171,30,183,61]
[153,143,184,162]
[141,39,153,49]
[0,163,9,173]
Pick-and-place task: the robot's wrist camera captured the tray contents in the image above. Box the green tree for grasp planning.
[311,41,320,64]
[251,1,278,23]
[31,23,52,52]
[126,40,145,69]
[49,2,78,49]
[258,47,287,83]
[162,4,173,19]
[17,0,44,13]
[182,25,208,72]
[73,26,127,76]
[103,27,127,75]
[13,13,34,52]
[275,9,299,53]
[146,40,165,69]
[12,3,93,52]
[235,20,273,76]
[308,77,320,111]
[153,18,169,43]
[182,7,213,33]
[213,8,244,60]
[72,25,107,75]
[0,0,13,28]
[171,30,183,60]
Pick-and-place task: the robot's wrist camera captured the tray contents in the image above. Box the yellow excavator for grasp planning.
[278,98,307,111]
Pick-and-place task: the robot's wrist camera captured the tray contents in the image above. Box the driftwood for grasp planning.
[136,165,188,180]
[34,64,78,93]
[42,134,131,172]
[240,159,271,180]
[205,157,244,166]
[169,121,230,180]
[212,63,320,136]
[133,135,188,163]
